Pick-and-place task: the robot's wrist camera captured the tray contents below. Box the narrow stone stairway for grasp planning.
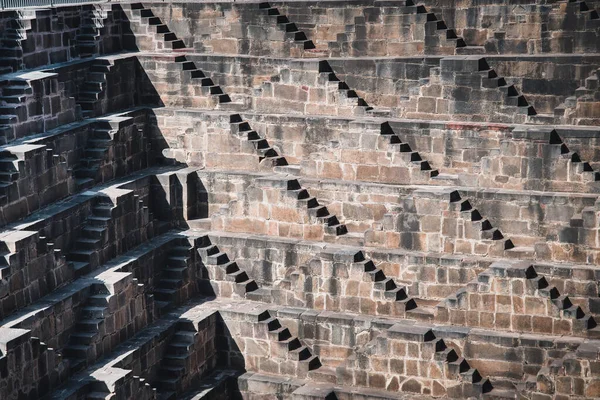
[229,113,287,167]
[153,240,194,314]
[318,61,374,115]
[555,67,600,123]
[0,11,34,73]
[447,190,521,256]
[76,6,109,58]
[196,235,259,297]
[154,322,198,399]
[474,59,539,120]
[258,2,317,51]
[66,199,113,276]
[63,283,111,374]
[258,310,322,376]
[260,175,349,237]
[0,80,31,144]
[74,123,115,190]
[379,121,439,178]
[525,266,600,338]
[0,151,19,206]
[77,59,111,118]
[549,129,600,182]
[123,3,185,50]
[351,250,418,314]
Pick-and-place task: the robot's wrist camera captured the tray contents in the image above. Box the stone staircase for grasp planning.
[327,0,484,57]
[549,129,600,182]
[76,6,110,58]
[350,250,418,315]
[446,190,522,257]
[0,80,32,145]
[437,262,600,338]
[154,321,198,398]
[173,55,232,105]
[0,151,19,206]
[524,265,600,338]
[0,11,35,73]
[475,60,539,121]
[406,57,542,123]
[411,2,481,55]
[63,283,111,374]
[318,61,375,116]
[196,234,259,298]
[257,2,319,54]
[229,113,287,168]
[66,198,114,276]
[74,124,115,190]
[257,310,322,377]
[259,175,349,238]
[153,240,194,313]
[340,324,510,399]
[378,121,439,179]
[429,334,499,398]
[77,59,112,118]
[122,3,185,50]
[555,67,600,124]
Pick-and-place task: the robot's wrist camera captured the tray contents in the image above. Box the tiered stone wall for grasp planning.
[0,0,597,399]
[0,327,60,400]
[0,229,69,320]
[0,4,125,73]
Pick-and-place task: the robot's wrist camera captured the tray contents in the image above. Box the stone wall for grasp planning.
[133,0,600,59]
[2,269,149,372]
[0,229,70,320]
[436,262,599,338]
[151,108,600,195]
[427,0,600,55]
[0,71,79,145]
[0,4,125,73]
[0,0,599,399]
[51,55,139,119]
[0,327,61,400]
[121,2,319,58]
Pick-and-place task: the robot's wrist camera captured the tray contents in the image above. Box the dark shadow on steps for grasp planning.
[215,313,245,372]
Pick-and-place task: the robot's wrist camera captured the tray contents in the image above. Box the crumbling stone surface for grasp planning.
[0,0,599,399]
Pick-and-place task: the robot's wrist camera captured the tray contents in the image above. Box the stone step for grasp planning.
[82,226,107,239]
[168,342,194,355]
[64,344,89,360]
[158,278,183,289]
[153,288,177,302]
[86,392,114,400]
[76,318,104,332]
[2,86,32,96]
[67,249,95,263]
[162,353,188,368]
[75,237,102,251]
[69,330,98,345]
[163,266,188,280]
[155,377,180,392]
[504,246,535,259]
[160,365,186,379]
[0,95,27,104]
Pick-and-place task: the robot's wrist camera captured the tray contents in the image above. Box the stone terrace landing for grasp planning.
[0,0,598,399]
